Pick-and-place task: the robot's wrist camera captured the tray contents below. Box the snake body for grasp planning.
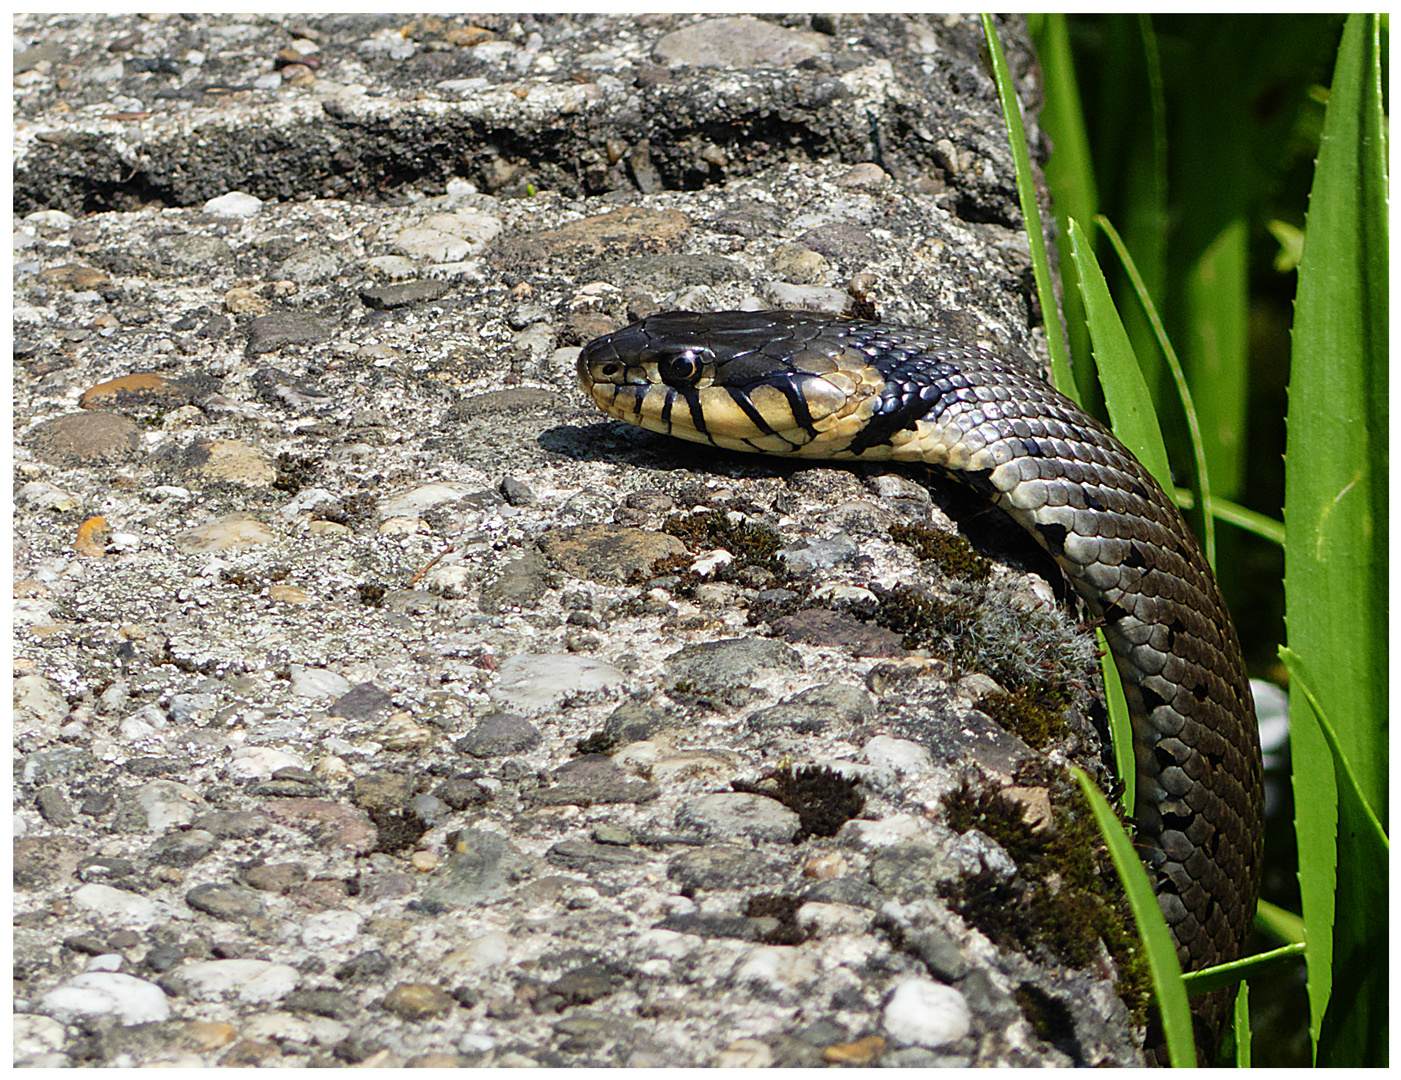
[578,309,1263,1055]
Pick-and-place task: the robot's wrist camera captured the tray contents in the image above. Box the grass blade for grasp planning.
[1172,490,1286,548]
[1027,14,1099,406]
[1283,13,1388,1065]
[980,14,1076,400]
[1279,648,1389,1065]
[1095,214,1216,567]
[1254,898,1306,946]
[1181,940,1306,995]
[1095,629,1134,814]
[1070,766,1195,1067]
[1234,982,1251,1067]
[1066,218,1173,491]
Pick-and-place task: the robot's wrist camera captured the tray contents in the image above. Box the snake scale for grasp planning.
[578,309,1264,1058]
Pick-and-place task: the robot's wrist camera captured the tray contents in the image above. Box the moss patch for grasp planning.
[976,686,1075,750]
[662,509,784,577]
[732,765,865,839]
[940,772,1151,1022]
[889,521,992,582]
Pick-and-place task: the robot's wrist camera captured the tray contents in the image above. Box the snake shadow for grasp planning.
[540,419,1070,600]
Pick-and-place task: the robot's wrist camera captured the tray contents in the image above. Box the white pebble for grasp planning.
[13,1013,67,1062]
[863,734,935,778]
[40,972,170,1025]
[134,779,205,831]
[226,745,305,779]
[300,910,362,948]
[289,665,352,699]
[203,191,263,217]
[72,883,158,927]
[178,958,299,1004]
[883,977,971,1048]
[488,653,625,713]
[378,481,476,518]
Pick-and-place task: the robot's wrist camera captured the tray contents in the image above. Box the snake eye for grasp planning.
[656,348,706,388]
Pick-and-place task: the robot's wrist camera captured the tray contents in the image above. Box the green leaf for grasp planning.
[1173,489,1286,548]
[1234,982,1251,1067]
[980,15,1077,400]
[1095,629,1134,814]
[1182,219,1249,502]
[1283,13,1388,1065]
[1095,214,1215,567]
[1066,218,1174,492]
[1028,14,1099,405]
[1254,899,1306,946]
[1279,647,1389,1065]
[1070,766,1195,1067]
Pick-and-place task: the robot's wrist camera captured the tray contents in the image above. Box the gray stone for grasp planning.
[456,713,541,758]
[184,882,267,920]
[663,637,804,710]
[666,845,783,891]
[422,828,534,908]
[330,682,394,722]
[529,754,658,807]
[149,828,217,867]
[245,311,331,356]
[653,16,828,68]
[675,792,801,843]
[35,785,75,826]
[479,551,550,613]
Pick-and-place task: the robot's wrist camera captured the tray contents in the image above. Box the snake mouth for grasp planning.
[579,351,873,454]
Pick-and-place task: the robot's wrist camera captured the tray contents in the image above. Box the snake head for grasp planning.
[578,311,876,454]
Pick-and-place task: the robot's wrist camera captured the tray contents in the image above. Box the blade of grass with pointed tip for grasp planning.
[1070,766,1195,1067]
[980,14,1076,400]
[1283,13,1388,1065]
[1279,648,1388,1065]
[1028,13,1098,405]
[1234,982,1251,1067]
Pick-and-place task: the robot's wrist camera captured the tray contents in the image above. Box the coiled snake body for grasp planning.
[578,310,1264,1056]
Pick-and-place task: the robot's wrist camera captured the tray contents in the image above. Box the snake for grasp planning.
[577,309,1264,1058]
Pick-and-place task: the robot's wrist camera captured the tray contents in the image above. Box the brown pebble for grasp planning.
[381,983,455,1021]
[410,1052,463,1067]
[822,1035,886,1064]
[36,263,111,291]
[179,439,277,488]
[175,515,275,553]
[26,411,141,467]
[180,1020,238,1052]
[267,583,310,604]
[79,372,194,413]
[73,515,111,557]
[444,25,494,47]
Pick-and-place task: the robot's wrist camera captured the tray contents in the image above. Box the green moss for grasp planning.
[977,686,1074,750]
[940,773,1152,1023]
[662,510,784,576]
[889,521,993,582]
[734,765,866,839]
[873,582,977,653]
